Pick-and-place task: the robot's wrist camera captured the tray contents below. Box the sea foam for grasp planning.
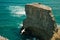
[8,6,26,17]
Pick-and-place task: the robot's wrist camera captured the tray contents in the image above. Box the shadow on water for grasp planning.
[0,27,23,40]
[0,27,37,40]
[20,27,45,40]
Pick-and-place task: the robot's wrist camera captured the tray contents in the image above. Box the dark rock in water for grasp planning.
[20,3,58,40]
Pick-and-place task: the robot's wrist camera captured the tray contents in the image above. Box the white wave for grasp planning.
[8,6,26,17]
[18,23,23,28]
[20,23,23,27]
[57,24,60,27]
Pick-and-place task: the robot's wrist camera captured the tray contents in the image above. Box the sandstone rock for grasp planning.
[20,3,58,40]
[51,28,60,40]
[0,36,9,40]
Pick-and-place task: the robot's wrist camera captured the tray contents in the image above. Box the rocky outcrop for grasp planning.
[0,36,9,40]
[51,28,60,40]
[20,3,58,40]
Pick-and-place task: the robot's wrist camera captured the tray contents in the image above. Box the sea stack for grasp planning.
[20,3,58,40]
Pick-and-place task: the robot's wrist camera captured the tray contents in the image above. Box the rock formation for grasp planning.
[0,36,9,40]
[20,3,58,40]
[51,28,60,40]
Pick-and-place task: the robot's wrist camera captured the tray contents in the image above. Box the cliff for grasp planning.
[20,3,58,40]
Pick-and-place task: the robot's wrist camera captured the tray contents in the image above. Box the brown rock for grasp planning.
[51,29,60,40]
[0,36,9,40]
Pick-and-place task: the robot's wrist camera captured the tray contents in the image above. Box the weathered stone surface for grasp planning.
[51,28,60,40]
[20,3,58,40]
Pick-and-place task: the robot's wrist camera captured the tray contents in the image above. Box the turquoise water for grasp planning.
[0,0,60,40]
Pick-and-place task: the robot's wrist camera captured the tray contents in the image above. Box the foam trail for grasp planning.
[8,6,26,17]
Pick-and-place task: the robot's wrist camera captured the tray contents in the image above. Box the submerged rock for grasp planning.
[20,3,58,40]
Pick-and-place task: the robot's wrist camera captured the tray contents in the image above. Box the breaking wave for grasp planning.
[8,6,26,17]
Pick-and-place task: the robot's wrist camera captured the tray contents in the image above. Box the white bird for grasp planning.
[20,28,25,34]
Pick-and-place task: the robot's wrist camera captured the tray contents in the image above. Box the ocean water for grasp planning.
[0,0,60,40]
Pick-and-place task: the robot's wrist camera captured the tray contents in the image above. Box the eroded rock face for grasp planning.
[20,3,58,40]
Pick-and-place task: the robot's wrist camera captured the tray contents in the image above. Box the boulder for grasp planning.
[20,3,58,40]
